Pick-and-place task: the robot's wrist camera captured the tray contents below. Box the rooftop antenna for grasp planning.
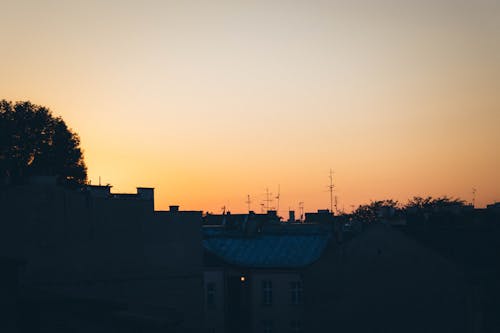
[245,194,252,212]
[221,206,226,215]
[299,201,304,222]
[334,195,338,214]
[328,169,335,213]
[472,188,477,207]
[275,185,281,214]
[264,188,273,212]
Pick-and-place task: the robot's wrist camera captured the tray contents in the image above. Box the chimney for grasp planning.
[267,210,277,217]
[288,210,295,223]
[169,205,179,213]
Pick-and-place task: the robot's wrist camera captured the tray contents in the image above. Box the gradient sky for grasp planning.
[2,0,499,213]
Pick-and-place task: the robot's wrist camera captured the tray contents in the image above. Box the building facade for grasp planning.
[0,181,203,332]
[202,221,333,333]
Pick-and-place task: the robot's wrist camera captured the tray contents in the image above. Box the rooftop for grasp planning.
[203,224,332,268]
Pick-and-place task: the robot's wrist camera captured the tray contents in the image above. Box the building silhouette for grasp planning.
[0,177,202,332]
[1,177,498,332]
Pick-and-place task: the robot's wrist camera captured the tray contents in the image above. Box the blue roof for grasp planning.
[203,230,331,268]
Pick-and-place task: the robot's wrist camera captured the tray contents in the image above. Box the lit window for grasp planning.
[290,281,303,305]
[262,280,273,306]
[206,282,216,308]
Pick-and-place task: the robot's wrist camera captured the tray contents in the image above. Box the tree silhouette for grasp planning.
[405,196,465,211]
[0,100,87,187]
[352,199,400,223]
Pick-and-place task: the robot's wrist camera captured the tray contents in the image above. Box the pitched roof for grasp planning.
[203,225,331,268]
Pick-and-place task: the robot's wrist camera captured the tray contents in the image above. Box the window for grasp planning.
[262,320,273,333]
[206,282,216,308]
[290,320,302,333]
[262,280,273,305]
[290,281,303,305]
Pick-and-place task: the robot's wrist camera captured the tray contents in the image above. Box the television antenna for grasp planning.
[245,194,252,212]
[328,169,335,213]
[299,201,304,222]
[264,188,273,211]
[275,185,281,214]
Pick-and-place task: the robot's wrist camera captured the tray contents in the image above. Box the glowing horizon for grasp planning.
[2,0,499,213]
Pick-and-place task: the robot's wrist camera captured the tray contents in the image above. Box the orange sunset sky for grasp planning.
[1,0,499,214]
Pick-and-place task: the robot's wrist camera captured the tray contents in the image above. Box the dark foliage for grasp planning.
[0,100,87,187]
[405,195,466,210]
[352,199,400,223]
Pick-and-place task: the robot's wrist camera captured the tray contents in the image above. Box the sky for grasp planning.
[1,0,499,213]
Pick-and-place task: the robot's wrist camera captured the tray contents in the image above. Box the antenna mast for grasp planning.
[472,188,477,207]
[264,188,273,212]
[275,185,281,214]
[329,169,335,213]
[245,194,252,212]
[299,201,304,222]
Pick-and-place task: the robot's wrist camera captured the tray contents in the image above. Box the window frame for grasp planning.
[290,280,303,305]
[206,282,216,308]
[261,280,273,306]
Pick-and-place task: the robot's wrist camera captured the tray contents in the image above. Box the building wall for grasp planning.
[203,267,305,333]
[145,209,204,333]
[249,270,304,333]
[204,269,225,333]
[0,184,149,282]
[0,258,23,332]
[304,224,469,333]
[145,210,202,272]
[0,184,203,333]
